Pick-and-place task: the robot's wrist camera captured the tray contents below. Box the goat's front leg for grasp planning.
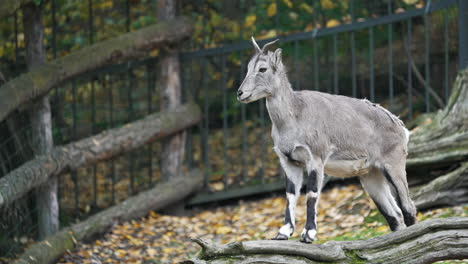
[301,164,324,243]
[273,150,303,240]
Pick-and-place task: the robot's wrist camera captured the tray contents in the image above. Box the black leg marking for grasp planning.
[383,168,416,227]
[284,201,292,226]
[375,202,400,232]
[285,176,295,194]
[307,170,318,193]
[305,197,317,230]
[402,210,416,227]
[382,169,402,208]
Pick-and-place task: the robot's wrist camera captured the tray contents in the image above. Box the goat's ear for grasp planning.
[271,48,282,70]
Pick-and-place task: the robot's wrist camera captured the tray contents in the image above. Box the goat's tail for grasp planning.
[382,166,417,227]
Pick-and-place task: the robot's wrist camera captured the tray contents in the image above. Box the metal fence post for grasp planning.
[459,0,468,69]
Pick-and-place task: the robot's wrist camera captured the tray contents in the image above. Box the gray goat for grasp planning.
[237,37,417,243]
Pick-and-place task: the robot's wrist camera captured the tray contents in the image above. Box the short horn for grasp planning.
[251,36,262,53]
[261,39,280,53]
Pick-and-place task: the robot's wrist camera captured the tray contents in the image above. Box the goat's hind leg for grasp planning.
[383,163,417,227]
[360,168,406,231]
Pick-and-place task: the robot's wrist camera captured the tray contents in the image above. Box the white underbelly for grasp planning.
[324,158,370,178]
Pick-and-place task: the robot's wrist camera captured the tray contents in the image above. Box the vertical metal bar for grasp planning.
[222,55,229,188]
[14,11,18,68]
[186,60,193,168]
[333,34,338,94]
[313,39,319,91]
[369,27,375,102]
[109,76,116,204]
[126,0,131,32]
[202,58,210,188]
[88,0,93,44]
[71,80,79,214]
[407,19,413,123]
[239,1,248,183]
[51,0,57,59]
[91,78,97,206]
[313,0,319,91]
[295,40,300,90]
[424,12,431,112]
[459,0,468,69]
[240,55,248,183]
[444,8,449,102]
[351,0,357,97]
[127,67,135,194]
[388,0,394,110]
[275,0,280,30]
[146,63,153,185]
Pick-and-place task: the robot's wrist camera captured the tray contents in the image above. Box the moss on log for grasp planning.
[0,103,201,208]
[12,169,203,264]
[0,17,193,123]
[186,217,468,264]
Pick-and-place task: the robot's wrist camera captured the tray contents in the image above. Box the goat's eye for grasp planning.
[259,68,267,73]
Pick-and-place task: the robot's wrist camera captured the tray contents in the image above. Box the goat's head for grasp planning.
[237,37,282,103]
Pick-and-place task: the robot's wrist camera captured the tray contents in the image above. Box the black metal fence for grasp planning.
[0,0,466,260]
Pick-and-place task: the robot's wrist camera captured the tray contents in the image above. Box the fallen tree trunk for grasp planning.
[0,17,193,123]
[406,68,468,170]
[0,103,201,208]
[186,217,468,264]
[12,169,203,264]
[411,161,468,210]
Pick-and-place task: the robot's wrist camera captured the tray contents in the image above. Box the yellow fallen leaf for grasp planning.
[375,225,388,232]
[216,226,233,235]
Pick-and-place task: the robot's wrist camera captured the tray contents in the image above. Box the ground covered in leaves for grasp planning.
[57,184,468,264]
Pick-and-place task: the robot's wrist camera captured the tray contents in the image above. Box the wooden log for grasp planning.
[411,161,468,210]
[406,69,468,169]
[12,169,203,264]
[0,17,193,123]
[0,103,201,208]
[186,217,468,264]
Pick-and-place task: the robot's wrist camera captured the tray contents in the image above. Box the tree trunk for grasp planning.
[22,2,58,240]
[12,169,204,264]
[0,17,193,123]
[157,0,187,214]
[186,217,468,264]
[0,103,201,208]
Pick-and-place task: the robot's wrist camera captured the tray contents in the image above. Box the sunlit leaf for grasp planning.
[267,3,277,17]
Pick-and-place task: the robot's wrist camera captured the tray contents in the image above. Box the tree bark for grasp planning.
[186,217,468,264]
[411,161,468,210]
[12,169,204,264]
[0,103,201,208]
[157,0,187,215]
[0,17,193,123]
[22,2,58,240]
